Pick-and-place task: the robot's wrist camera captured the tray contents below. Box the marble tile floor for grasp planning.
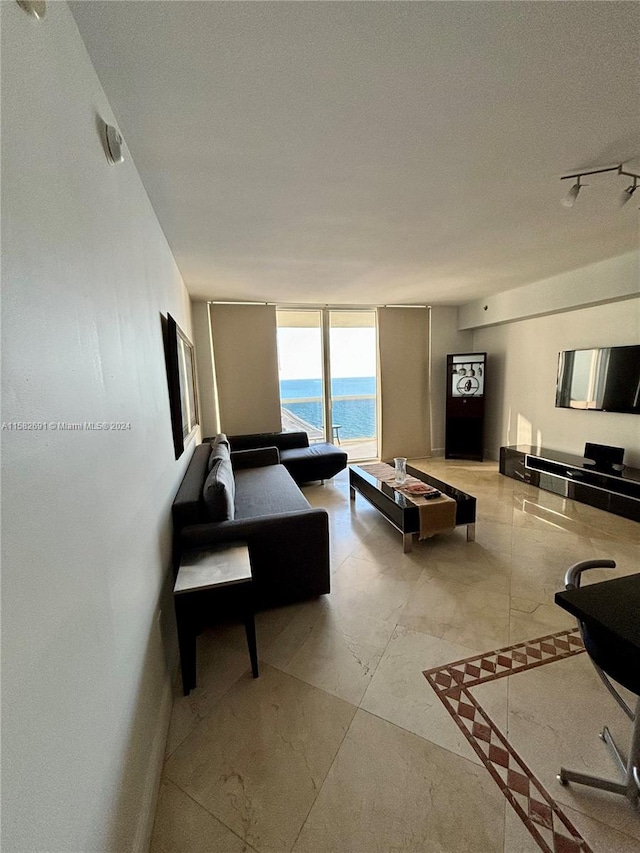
[152,459,640,853]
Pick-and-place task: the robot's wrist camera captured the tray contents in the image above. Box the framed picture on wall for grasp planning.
[165,313,199,458]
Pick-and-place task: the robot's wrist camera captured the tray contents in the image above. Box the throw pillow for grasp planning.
[202,457,236,521]
[208,435,231,471]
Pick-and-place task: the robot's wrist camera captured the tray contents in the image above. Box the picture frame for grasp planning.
[165,313,199,458]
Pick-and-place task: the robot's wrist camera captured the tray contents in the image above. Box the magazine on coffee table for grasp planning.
[400,482,441,497]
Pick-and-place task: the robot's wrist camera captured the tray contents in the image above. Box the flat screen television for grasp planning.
[555,345,640,414]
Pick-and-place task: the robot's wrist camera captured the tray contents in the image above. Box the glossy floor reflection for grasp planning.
[152,459,640,853]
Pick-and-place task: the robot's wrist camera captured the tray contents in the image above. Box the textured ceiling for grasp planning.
[71,1,640,305]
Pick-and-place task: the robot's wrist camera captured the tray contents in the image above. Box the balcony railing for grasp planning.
[281,393,376,442]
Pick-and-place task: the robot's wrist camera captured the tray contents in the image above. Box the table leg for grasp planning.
[174,594,197,696]
[467,523,476,542]
[403,532,413,553]
[350,485,356,501]
[243,593,259,679]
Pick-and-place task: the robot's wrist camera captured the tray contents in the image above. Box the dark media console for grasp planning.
[499,445,640,522]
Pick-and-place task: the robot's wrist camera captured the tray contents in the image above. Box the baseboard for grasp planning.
[431,447,445,457]
[132,674,173,853]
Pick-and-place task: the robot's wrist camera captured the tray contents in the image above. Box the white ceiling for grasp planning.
[71,1,640,306]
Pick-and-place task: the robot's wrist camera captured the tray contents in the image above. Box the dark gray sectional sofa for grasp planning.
[172,435,330,606]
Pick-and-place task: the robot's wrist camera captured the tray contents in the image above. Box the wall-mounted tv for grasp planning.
[555,345,640,414]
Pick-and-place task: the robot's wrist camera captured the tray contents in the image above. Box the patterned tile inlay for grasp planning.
[424,629,593,853]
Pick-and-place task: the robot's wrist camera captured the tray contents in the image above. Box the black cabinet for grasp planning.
[499,445,640,522]
[445,353,486,461]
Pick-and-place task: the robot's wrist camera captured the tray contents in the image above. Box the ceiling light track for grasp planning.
[208,301,429,309]
[560,162,640,208]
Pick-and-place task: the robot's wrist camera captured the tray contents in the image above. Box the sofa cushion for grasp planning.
[231,447,280,469]
[208,436,231,472]
[212,432,229,447]
[203,457,236,521]
[234,464,310,519]
[228,431,309,451]
[209,433,230,471]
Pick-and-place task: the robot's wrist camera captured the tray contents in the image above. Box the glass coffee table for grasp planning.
[349,463,477,553]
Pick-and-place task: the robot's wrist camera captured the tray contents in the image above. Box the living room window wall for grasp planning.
[276,309,326,441]
[276,309,378,461]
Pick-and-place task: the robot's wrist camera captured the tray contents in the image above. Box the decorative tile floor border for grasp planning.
[424,629,592,853]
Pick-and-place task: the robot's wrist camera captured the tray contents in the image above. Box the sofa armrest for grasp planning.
[231,447,280,469]
[180,508,330,604]
[180,508,328,551]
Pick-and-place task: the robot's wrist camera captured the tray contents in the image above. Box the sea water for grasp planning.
[280,377,376,440]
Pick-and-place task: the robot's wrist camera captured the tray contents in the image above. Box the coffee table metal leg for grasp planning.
[403,532,413,553]
[467,523,476,542]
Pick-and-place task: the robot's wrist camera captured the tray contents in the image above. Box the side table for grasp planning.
[173,541,259,696]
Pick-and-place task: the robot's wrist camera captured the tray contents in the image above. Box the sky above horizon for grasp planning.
[277,328,377,380]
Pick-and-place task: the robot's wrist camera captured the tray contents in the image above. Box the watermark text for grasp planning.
[2,421,132,432]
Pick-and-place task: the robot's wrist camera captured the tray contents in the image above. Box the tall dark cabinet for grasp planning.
[445,352,486,460]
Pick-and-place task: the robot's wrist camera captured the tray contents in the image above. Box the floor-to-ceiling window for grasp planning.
[276,308,378,461]
[276,310,326,440]
[327,310,377,460]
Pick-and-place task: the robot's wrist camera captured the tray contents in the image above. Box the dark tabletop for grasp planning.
[555,573,640,650]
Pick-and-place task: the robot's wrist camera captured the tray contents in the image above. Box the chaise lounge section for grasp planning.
[223,431,348,485]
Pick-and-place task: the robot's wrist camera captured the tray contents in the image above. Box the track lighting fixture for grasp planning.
[561,177,582,208]
[17,0,46,18]
[620,177,638,206]
[560,163,640,208]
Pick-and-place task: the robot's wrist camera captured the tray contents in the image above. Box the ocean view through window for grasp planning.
[279,376,376,441]
[277,309,378,460]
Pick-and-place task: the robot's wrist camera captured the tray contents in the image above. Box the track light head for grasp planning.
[561,180,581,208]
[17,1,46,18]
[620,178,638,206]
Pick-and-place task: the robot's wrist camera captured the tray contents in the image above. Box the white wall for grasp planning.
[429,308,473,455]
[472,298,640,466]
[1,4,196,851]
[459,251,639,330]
